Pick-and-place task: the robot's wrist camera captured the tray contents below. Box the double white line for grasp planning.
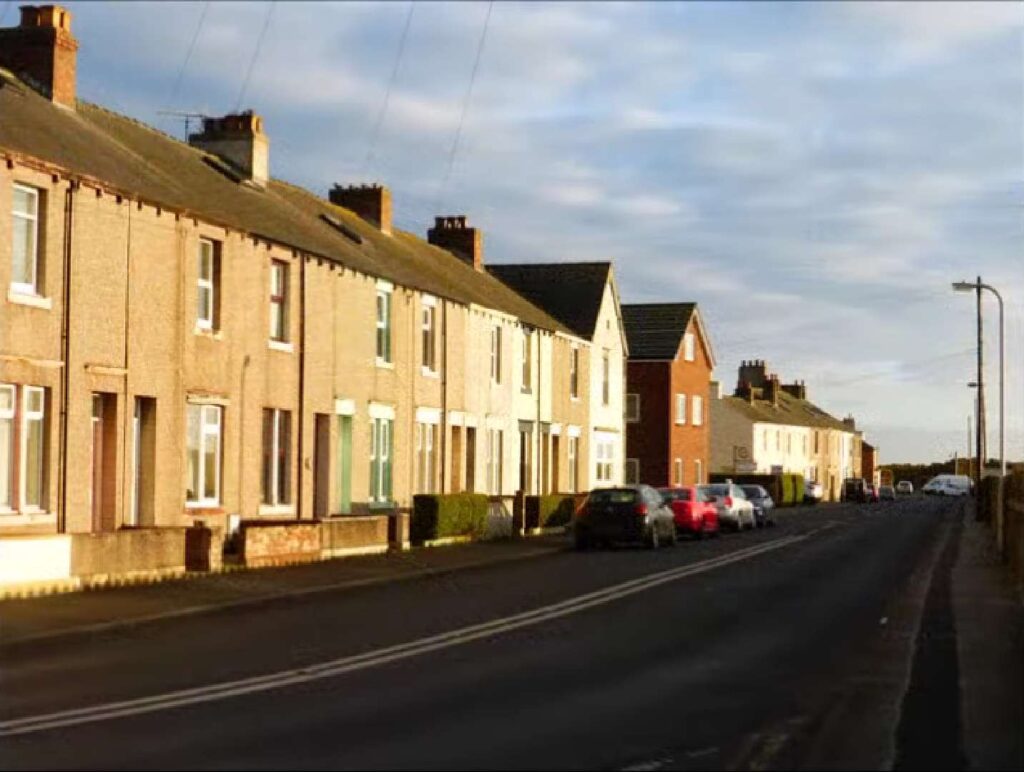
[0,531,814,738]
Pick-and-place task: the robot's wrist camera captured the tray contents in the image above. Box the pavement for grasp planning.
[0,498,1020,770]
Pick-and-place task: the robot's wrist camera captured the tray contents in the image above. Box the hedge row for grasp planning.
[524,494,577,530]
[411,493,489,544]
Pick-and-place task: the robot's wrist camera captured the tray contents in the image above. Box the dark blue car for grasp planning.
[741,485,775,527]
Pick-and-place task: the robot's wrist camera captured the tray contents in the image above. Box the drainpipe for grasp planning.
[297,252,306,520]
[58,180,76,534]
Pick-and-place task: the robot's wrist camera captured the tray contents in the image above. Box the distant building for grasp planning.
[710,360,860,501]
[621,303,716,487]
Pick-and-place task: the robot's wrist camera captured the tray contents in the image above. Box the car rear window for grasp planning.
[659,488,692,502]
[587,489,639,505]
[702,484,729,497]
[741,486,763,497]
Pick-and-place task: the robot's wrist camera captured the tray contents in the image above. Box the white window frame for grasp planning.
[196,238,216,331]
[416,421,438,494]
[683,333,695,362]
[0,384,15,511]
[486,428,503,495]
[186,403,222,507]
[521,329,532,393]
[269,259,288,343]
[625,393,640,423]
[674,457,683,486]
[692,395,703,427]
[490,325,502,384]
[11,183,40,296]
[625,458,639,485]
[261,408,291,506]
[694,459,703,485]
[376,287,392,365]
[594,434,615,484]
[20,386,45,512]
[421,297,437,375]
[570,345,580,400]
[369,417,393,503]
[567,435,578,493]
[675,393,687,425]
[601,350,610,406]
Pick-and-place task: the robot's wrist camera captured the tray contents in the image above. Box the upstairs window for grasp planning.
[601,350,610,406]
[675,393,687,425]
[11,184,40,295]
[376,287,392,364]
[570,346,580,399]
[196,238,219,331]
[692,395,703,426]
[521,330,532,392]
[490,325,502,384]
[683,333,695,362]
[625,393,640,423]
[421,298,437,373]
[269,260,288,342]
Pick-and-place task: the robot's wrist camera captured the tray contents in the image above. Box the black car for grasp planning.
[841,478,870,503]
[574,485,677,550]
[741,485,775,527]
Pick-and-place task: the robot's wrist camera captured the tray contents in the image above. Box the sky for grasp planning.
[18,0,1024,464]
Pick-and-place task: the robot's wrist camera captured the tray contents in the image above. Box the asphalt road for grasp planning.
[0,495,963,770]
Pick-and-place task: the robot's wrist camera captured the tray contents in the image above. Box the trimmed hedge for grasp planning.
[525,495,577,530]
[411,493,489,544]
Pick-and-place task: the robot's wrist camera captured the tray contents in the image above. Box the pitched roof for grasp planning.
[485,262,611,339]
[0,71,568,334]
[621,303,696,360]
[717,390,852,432]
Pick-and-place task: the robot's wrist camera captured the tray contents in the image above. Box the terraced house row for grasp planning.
[0,7,629,587]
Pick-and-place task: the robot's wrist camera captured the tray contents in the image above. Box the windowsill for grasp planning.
[0,509,56,527]
[626,418,639,424]
[185,503,224,513]
[520,388,533,395]
[570,396,580,403]
[258,504,296,516]
[268,339,294,353]
[421,367,439,379]
[376,359,395,370]
[368,500,395,511]
[7,289,52,310]
[675,420,686,426]
[193,326,223,340]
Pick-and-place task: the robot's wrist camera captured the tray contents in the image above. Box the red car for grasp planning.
[659,486,720,538]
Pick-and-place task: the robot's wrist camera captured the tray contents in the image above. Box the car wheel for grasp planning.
[574,533,591,551]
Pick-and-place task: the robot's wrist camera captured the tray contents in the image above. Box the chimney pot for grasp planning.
[188,110,270,188]
[0,4,79,107]
[428,214,483,271]
[329,183,392,235]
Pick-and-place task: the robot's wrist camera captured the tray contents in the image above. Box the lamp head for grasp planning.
[952,281,976,293]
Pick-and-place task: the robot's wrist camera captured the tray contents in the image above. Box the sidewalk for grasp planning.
[0,536,567,649]
[953,511,1024,770]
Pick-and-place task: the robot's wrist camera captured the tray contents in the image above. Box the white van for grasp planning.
[922,474,972,497]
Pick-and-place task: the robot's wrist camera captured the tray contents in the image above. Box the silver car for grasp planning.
[699,483,756,531]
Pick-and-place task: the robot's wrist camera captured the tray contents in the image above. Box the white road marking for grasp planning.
[0,532,821,738]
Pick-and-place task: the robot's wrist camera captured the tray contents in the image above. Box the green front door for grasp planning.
[337,415,352,514]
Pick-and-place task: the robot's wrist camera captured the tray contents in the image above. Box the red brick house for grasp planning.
[622,303,716,487]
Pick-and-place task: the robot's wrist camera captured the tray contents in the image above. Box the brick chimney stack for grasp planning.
[737,359,769,391]
[781,380,807,400]
[427,216,483,271]
[329,184,392,235]
[0,5,79,108]
[843,415,857,431]
[189,111,270,188]
[766,374,781,407]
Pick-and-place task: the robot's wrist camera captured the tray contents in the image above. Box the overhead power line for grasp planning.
[437,0,494,213]
[162,0,211,128]
[362,1,416,180]
[235,1,276,112]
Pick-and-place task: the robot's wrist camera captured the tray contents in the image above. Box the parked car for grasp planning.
[659,486,719,538]
[922,474,972,497]
[879,485,896,501]
[804,480,824,504]
[741,485,775,527]
[896,480,914,495]
[866,483,880,503]
[699,482,756,531]
[841,478,870,503]
[574,485,677,550]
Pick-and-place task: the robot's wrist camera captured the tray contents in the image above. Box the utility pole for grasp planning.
[967,413,972,478]
[976,275,985,495]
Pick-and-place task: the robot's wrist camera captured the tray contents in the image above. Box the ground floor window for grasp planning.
[694,459,703,485]
[625,458,639,485]
[486,429,503,495]
[567,436,578,493]
[261,408,292,505]
[673,457,683,486]
[187,403,222,506]
[415,421,438,494]
[594,433,615,484]
[369,417,393,504]
[0,383,49,513]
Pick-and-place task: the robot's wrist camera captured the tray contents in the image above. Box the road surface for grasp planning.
[0,495,963,770]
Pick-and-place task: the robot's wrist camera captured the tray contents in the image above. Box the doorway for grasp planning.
[91,393,117,533]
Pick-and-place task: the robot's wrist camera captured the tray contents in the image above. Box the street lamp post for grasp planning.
[953,279,1006,551]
